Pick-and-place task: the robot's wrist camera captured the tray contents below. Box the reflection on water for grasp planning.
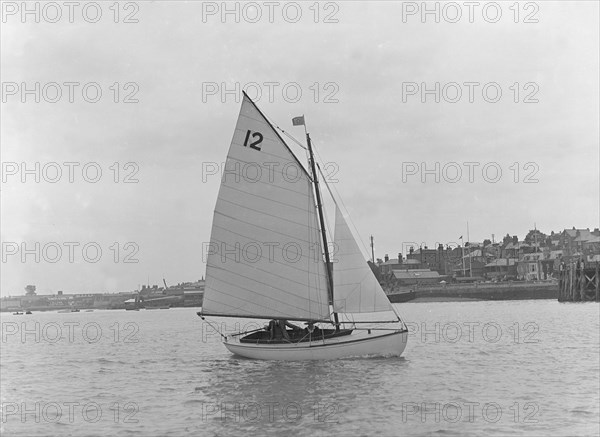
[1,301,598,436]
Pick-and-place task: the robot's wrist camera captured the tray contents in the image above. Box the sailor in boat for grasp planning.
[268,319,302,341]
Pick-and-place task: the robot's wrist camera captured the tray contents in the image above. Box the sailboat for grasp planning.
[198,92,408,360]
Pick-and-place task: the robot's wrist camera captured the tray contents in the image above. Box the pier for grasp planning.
[558,261,600,302]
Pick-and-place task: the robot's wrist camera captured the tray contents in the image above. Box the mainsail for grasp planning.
[332,206,398,320]
[202,93,331,321]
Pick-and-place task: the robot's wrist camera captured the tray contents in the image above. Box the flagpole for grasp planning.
[460,236,465,277]
[301,114,308,139]
[467,222,472,277]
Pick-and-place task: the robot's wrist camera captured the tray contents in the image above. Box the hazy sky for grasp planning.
[2,1,599,296]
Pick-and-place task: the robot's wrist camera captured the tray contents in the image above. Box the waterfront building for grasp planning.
[391,269,449,286]
[484,258,518,280]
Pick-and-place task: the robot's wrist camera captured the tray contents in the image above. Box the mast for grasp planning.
[306,132,339,329]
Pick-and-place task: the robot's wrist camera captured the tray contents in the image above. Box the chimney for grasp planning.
[384,254,389,262]
[398,253,402,264]
[409,247,414,254]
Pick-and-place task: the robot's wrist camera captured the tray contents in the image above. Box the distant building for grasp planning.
[378,253,407,275]
[502,241,532,258]
[558,228,600,255]
[582,235,600,257]
[516,249,561,281]
[407,244,456,275]
[391,269,449,286]
[484,258,517,280]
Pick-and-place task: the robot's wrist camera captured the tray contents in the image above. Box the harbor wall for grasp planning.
[387,282,557,302]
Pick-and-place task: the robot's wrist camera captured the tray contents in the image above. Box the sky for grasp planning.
[1,1,599,296]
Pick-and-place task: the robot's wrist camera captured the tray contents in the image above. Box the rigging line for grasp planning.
[320,191,334,255]
[289,143,406,325]
[301,146,334,249]
[273,123,308,150]
[302,138,335,272]
[312,143,373,259]
[198,315,228,340]
[317,163,338,208]
[306,189,327,317]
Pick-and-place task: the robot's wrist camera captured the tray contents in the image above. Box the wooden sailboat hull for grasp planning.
[223,329,408,361]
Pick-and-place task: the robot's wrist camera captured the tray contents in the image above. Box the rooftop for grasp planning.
[485,259,517,267]
[504,241,531,250]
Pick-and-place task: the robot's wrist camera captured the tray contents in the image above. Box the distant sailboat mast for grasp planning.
[304,126,339,329]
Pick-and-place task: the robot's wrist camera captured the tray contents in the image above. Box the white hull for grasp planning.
[223,329,408,361]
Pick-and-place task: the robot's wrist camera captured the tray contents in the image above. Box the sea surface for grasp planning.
[1,300,598,437]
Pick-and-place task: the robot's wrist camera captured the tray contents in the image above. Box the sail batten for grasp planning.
[203,94,330,321]
[209,236,327,279]
[204,273,324,315]
[220,184,311,213]
[227,140,311,173]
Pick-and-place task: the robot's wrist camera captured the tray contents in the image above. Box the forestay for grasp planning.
[202,93,331,321]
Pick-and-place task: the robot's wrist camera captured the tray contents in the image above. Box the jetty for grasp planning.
[558,261,600,302]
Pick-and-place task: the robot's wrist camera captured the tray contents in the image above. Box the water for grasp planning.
[1,301,598,436]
